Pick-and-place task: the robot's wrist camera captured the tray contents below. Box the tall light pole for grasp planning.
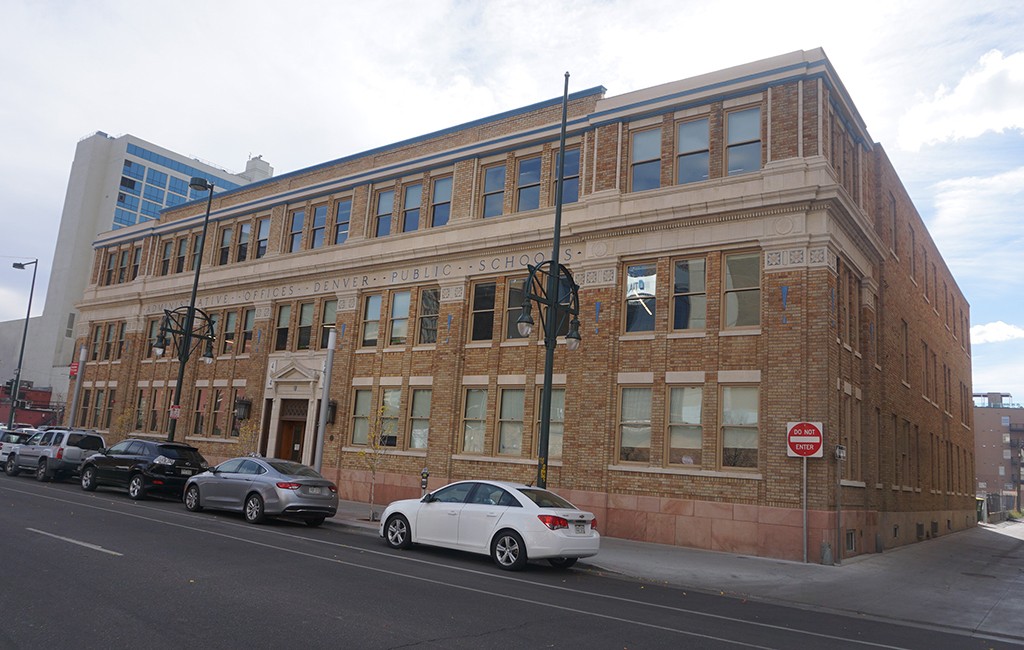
[7,258,38,429]
[517,73,582,488]
[153,177,216,442]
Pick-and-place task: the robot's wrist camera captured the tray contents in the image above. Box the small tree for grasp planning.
[107,408,136,446]
[358,404,394,522]
[236,418,262,456]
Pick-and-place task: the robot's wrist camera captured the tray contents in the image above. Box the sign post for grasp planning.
[788,421,824,563]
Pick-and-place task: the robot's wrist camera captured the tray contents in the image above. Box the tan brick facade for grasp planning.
[75,49,974,562]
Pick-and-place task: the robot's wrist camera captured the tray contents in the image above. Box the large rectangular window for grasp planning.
[375,190,394,238]
[275,305,291,351]
[672,258,706,330]
[160,241,173,276]
[288,210,305,252]
[255,218,270,259]
[505,277,528,340]
[240,308,255,353]
[723,252,760,327]
[221,311,237,355]
[417,288,440,345]
[218,227,233,265]
[625,263,657,332]
[470,282,496,341]
[726,107,761,176]
[311,205,327,249]
[401,184,422,233]
[334,199,351,244]
[669,386,702,465]
[482,165,505,217]
[462,388,487,454]
[192,388,208,436]
[553,148,580,204]
[630,129,661,191]
[211,389,226,436]
[676,118,710,184]
[543,388,565,460]
[515,156,541,212]
[380,389,400,447]
[430,177,452,227]
[320,299,337,349]
[619,387,652,462]
[721,386,758,469]
[498,388,524,456]
[352,389,371,445]
[409,389,431,449]
[237,223,250,262]
[175,238,187,273]
[389,291,411,346]
[296,302,314,350]
[361,294,382,347]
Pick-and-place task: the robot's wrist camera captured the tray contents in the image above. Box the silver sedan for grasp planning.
[183,456,338,527]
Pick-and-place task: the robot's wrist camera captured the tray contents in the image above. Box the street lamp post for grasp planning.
[516,73,582,489]
[152,177,216,442]
[7,258,38,430]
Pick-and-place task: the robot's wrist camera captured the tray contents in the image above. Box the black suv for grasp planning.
[80,439,209,500]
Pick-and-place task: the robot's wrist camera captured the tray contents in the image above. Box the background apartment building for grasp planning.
[73,49,973,562]
[974,392,1023,515]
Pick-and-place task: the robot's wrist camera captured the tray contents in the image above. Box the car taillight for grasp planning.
[329,485,337,493]
[590,517,597,531]
[276,482,302,490]
[56,447,64,460]
[538,514,569,530]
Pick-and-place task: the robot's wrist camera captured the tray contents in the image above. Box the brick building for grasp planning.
[73,49,974,562]
[974,392,1023,514]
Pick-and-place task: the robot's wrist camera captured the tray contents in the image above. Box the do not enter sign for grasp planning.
[787,421,823,458]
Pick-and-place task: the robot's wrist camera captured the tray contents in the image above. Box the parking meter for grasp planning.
[420,467,429,494]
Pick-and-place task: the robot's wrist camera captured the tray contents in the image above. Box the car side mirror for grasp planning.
[421,493,435,503]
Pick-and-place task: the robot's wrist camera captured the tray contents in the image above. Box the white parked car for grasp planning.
[380,479,599,571]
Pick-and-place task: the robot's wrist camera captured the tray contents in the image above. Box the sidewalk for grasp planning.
[330,499,1024,641]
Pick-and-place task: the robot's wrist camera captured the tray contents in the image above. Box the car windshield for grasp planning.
[516,488,576,509]
[265,459,321,478]
[157,445,207,463]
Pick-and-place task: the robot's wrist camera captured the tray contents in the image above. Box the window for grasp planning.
[221,311,237,354]
[193,388,208,435]
[118,249,130,283]
[255,218,270,259]
[900,320,909,382]
[553,148,580,204]
[134,390,146,430]
[130,247,141,280]
[723,252,760,327]
[462,388,487,454]
[160,241,173,275]
[115,322,125,359]
[375,190,394,237]
[352,389,371,445]
[677,118,710,184]
[237,223,250,262]
[310,205,327,249]
[516,156,541,211]
[334,199,351,244]
[498,389,525,455]
[189,234,202,271]
[275,305,291,351]
[417,288,439,344]
[102,323,115,360]
[380,389,400,447]
[672,258,706,330]
[211,389,225,436]
[104,253,115,286]
[218,227,233,265]
[230,389,245,437]
[147,319,160,359]
[889,193,898,253]
[401,184,422,233]
[625,263,657,332]
[726,107,761,175]
[175,238,187,273]
[505,277,528,339]
[482,164,506,217]
[721,386,758,468]
[240,308,255,353]
[669,386,702,465]
[619,387,652,462]
[288,209,305,252]
[409,389,431,449]
[470,282,496,341]
[296,302,314,350]
[542,388,566,460]
[630,129,661,191]
[89,324,101,361]
[320,299,337,349]
[430,177,452,227]
[361,294,382,347]
[389,291,411,346]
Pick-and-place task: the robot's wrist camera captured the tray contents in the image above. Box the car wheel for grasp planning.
[5,456,20,477]
[492,530,528,571]
[548,557,578,569]
[384,514,412,549]
[81,465,97,491]
[128,474,146,500]
[244,493,266,524]
[35,460,50,482]
[304,516,326,528]
[184,485,203,512]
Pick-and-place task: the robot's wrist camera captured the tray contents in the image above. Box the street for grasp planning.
[0,477,1017,649]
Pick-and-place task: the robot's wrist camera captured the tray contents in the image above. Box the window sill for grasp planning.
[450,454,560,466]
[840,479,865,488]
[720,328,761,337]
[618,333,655,341]
[342,446,427,458]
[411,345,437,352]
[500,340,530,347]
[355,348,377,354]
[465,342,492,349]
[609,464,762,480]
[667,331,706,339]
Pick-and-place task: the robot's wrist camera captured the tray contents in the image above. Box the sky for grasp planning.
[1,0,1022,401]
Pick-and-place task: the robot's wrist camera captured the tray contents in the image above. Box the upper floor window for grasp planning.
[218,227,233,265]
[630,129,661,191]
[723,252,760,327]
[130,247,141,281]
[409,389,431,449]
[625,263,657,333]
[296,302,314,350]
[726,107,761,176]
[430,177,452,227]
[320,299,337,349]
[672,258,706,331]
[401,184,422,233]
[505,277,528,340]
[240,308,255,354]
[498,388,525,455]
[351,389,371,445]
[255,218,270,259]
[553,147,580,204]
[275,305,291,351]
[175,238,187,273]
[117,249,130,283]
[482,165,506,218]
[335,199,351,245]
[677,118,709,184]
[470,282,496,341]
[221,311,237,355]
[103,253,115,286]
[161,242,173,276]
[375,190,394,238]
[389,291,411,346]
[361,294,382,347]
[288,210,305,253]
[462,388,487,454]
[417,288,440,345]
[237,223,250,262]
[515,156,541,212]
[311,205,327,249]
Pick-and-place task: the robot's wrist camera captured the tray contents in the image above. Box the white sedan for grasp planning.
[379,479,599,570]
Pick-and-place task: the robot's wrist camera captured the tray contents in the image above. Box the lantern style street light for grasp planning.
[153,177,217,442]
[517,73,582,488]
[7,258,38,429]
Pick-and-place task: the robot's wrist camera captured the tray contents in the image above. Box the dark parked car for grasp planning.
[80,439,208,499]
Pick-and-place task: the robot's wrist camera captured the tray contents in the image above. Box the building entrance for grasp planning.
[276,399,308,461]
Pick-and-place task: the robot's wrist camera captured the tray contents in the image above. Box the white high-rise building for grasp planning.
[0,132,271,411]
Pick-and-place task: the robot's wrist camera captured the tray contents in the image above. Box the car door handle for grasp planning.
[486,513,498,518]
[447,510,458,516]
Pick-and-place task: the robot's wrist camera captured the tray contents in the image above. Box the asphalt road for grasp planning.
[0,476,1016,649]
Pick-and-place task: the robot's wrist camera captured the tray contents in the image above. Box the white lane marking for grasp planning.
[27,527,123,556]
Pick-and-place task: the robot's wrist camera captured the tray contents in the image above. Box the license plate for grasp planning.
[574,523,586,534]
[307,486,322,495]
[180,468,193,476]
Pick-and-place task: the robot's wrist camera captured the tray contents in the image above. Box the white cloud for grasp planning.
[971,321,1024,344]
[898,49,1024,151]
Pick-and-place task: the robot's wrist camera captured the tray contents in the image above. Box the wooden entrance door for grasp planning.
[276,421,305,461]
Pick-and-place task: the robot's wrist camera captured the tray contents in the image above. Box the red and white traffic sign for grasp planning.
[169,405,181,420]
[787,421,823,457]
[69,361,79,377]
